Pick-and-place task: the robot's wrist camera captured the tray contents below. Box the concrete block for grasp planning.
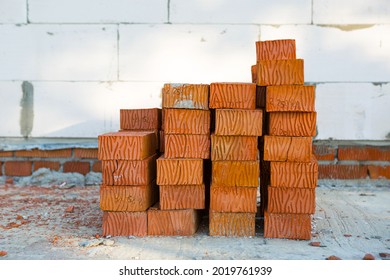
[119,24,258,83]
[0,0,26,23]
[170,0,311,24]
[29,0,167,23]
[0,24,117,81]
[0,82,23,137]
[313,0,390,24]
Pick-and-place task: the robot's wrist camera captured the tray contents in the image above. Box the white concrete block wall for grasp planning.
[0,0,389,140]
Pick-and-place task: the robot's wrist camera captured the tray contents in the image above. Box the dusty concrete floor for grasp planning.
[0,180,389,260]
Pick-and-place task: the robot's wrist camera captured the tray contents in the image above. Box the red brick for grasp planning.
[157,156,203,185]
[102,154,157,186]
[120,108,161,130]
[338,146,390,161]
[257,59,304,86]
[318,165,368,179]
[209,83,256,109]
[212,160,259,187]
[251,65,257,84]
[256,39,296,61]
[268,112,317,137]
[147,204,200,236]
[263,136,312,162]
[162,83,209,110]
[267,186,315,214]
[211,135,258,161]
[270,156,318,188]
[92,161,102,172]
[368,165,390,179]
[215,109,263,136]
[159,185,205,210]
[264,211,312,240]
[98,131,157,160]
[4,161,32,176]
[74,148,98,159]
[163,109,210,135]
[100,182,158,212]
[313,144,336,161]
[14,149,72,158]
[63,161,90,175]
[102,211,147,237]
[210,185,257,213]
[164,134,210,159]
[209,211,255,237]
[266,85,315,112]
[0,151,13,157]
[33,161,60,171]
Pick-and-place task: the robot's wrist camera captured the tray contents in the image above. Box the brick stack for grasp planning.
[253,39,318,240]
[153,84,210,236]
[208,83,262,236]
[98,108,161,236]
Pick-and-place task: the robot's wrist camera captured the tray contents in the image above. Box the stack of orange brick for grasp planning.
[253,39,319,240]
[154,84,210,236]
[98,108,161,236]
[208,83,262,236]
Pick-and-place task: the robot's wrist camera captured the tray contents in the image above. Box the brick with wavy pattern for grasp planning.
[210,185,257,213]
[102,211,147,237]
[268,112,317,137]
[162,83,209,110]
[209,83,256,109]
[264,211,312,240]
[160,185,205,210]
[257,59,304,86]
[209,211,255,237]
[256,39,296,61]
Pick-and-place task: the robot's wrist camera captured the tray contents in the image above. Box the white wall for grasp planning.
[0,0,389,140]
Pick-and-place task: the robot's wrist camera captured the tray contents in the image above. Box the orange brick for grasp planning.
[63,161,90,175]
[256,39,296,61]
[211,135,258,161]
[270,156,318,188]
[268,112,317,137]
[268,186,315,214]
[318,165,368,179]
[157,155,203,185]
[102,154,157,186]
[257,59,304,86]
[162,83,209,110]
[338,146,390,161]
[263,136,312,162]
[215,109,263,136]
[0,151,13,157]
[313,144,336,161]
[102,211,147,237]
[73,148,98,159]
[98,131,157,160]
[209,211,255,237]
[368,165,390,179]
[251,65,257,84]
[266,85,315,112]
[264,211,312,240]
[4,161,32,176]
[256,86,267,108]
[147,204,200,236]
[100,182,158,212]
[209,83,256,109]
[212,160,259,187]
[33,161,60,171]
[210,185,257,213]
[159,184,205,210]
[92,161,102,172]
[164,134,210,159]
[163,109,210,135]
[14,149,72,158]
[120,108,161,130]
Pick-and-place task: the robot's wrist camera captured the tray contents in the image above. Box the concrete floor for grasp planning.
[0,180,389,260]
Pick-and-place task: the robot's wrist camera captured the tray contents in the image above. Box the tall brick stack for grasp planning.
[253,39,318,240]
[153,84,210,236]
[98,108,161,236]
[208,83,262,236]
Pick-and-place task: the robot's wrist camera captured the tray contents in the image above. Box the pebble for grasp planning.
[65,206,74,213]
[309,242,321,247]
[379,253,390,259]
[0,251,7,257]
[326,255,342,260]
[362,253,375,260]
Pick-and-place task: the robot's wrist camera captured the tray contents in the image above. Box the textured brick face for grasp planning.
[164,109,210,135]
[267,187,316,214]
[120,108,161,131]
[74,148,98,159]
[215,109,263,136]
[209,83,256,109]
[268,112,317,137]
[263,136,312,162]
[211,135,258,161]
[209,211,255,237]
[162,83,209,110]
[210,185,257,213]
[318,165,368,179]
[266,85,315,112]
[14,149,72,158]
[338,146,390,161]
[264,211,312,240]
[157,156,203,185]
[102,211,147,237]
[313,144,336,161]
[159,185,205,210]
[212,161,259,187]
[257,59,304,86]
[256,39,296,61]
[63,161,90,175]
[34,161,60,171]
[4,161,32,176]
[368,165,390,179]
[164,134,210,159]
